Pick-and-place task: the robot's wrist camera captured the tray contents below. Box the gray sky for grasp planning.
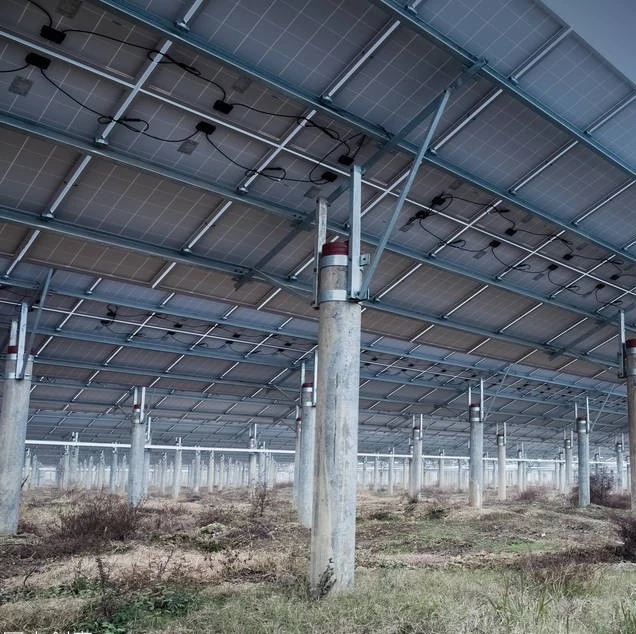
[540,0,636,84]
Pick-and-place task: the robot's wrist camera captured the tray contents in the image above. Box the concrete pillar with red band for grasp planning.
[576,416,590,507]
[310,239,361,595]
[248,424,258,494]
[409,423,423,500]
[626,339,636,511]
[497,432,507,501]
[0,322,34,535]
[468,403,483,508]
[128,396,146,506]
[173,437,183,499]
[292,415,301,508]
[298,382,315,528]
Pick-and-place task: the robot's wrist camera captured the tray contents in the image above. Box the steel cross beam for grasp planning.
[370,0,636,182]
[359,89,452,298]
[23,363,625,422]
[1,98,634,332]
[0,264,623,381]
[82,1,636,269]
[9,26,630,308]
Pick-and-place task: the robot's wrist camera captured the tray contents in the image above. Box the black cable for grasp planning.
[594,288,622,307]
[546,268,585,295]
[27,0,52,26]
[0,63,29,73]
[204,133,335,184]
[41,68,200,143]
[62,30,228,101]
[417,219,482,252]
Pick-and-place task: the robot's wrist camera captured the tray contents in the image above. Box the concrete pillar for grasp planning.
[468,403,483,509]
[409,424,423,500]
[97,452,106,490]
[87,455,95,489]
[257,445,265,486]
[558,451,565,493]
[143,452,151,497]
[564,438,573,489]
[109,448,118,492]
[120,454,128,493]
[497,432,506,501]
[128,390,146,507]
[61,446,71,490]
[402,457,409,491]
[0,322,34,535]
[172,439,182,500]
[310,238,362,596]
[157,453,165,495]
[71,443,80,486]
[373,454,380,493]
[193,449,201,494]
[576,416,590,508]
[517,449,526,492]
[207,451,215,491]
[616,441,625,491]
[217,456,224,491]
[437,452,444,489]
[388,449,395,496]
[361,457,367,488]
[299,383,315,528]
[626,339,636,512]
[293,416,301,507]
[23,448,32,490]
[248,425,258,494]
[457,458,463,491]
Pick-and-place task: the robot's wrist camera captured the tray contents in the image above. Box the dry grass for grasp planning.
[1,486,635,633]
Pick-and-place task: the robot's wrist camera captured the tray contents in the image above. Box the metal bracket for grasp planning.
[312,197,328,308]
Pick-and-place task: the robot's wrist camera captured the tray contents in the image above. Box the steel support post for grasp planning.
[128,388,146,506]
[558,451,565,493]
[497,432,506,501]
[469,403,483,509]
[299,382,315,528]
[576,417,590,508]
[626,339,636,512]
[309,233,362,595]
[172,438,182,499]
[517,449,527,492]
[0,318,34,535]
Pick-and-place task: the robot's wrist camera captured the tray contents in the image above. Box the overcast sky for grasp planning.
[540,0,636,84]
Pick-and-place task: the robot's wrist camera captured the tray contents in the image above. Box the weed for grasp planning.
[517,486,550,502]
[250,483,270,517]
[520,549,601,596]
[611,513,636,561]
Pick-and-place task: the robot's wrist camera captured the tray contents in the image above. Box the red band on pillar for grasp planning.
[302,382,314,389]
[7,345,18,354]
[133,403,141,410]
[626,338,636,350]
[321,241,348,256]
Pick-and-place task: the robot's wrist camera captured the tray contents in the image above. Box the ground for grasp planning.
[0,485,635,633]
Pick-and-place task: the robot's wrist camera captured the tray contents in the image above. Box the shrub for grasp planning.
[520,549,601,596]
[516,487,549,503]
[611,513,636,561]
[58,494,140,544]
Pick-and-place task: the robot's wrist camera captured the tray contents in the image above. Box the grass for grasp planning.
[1,487,635,633]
